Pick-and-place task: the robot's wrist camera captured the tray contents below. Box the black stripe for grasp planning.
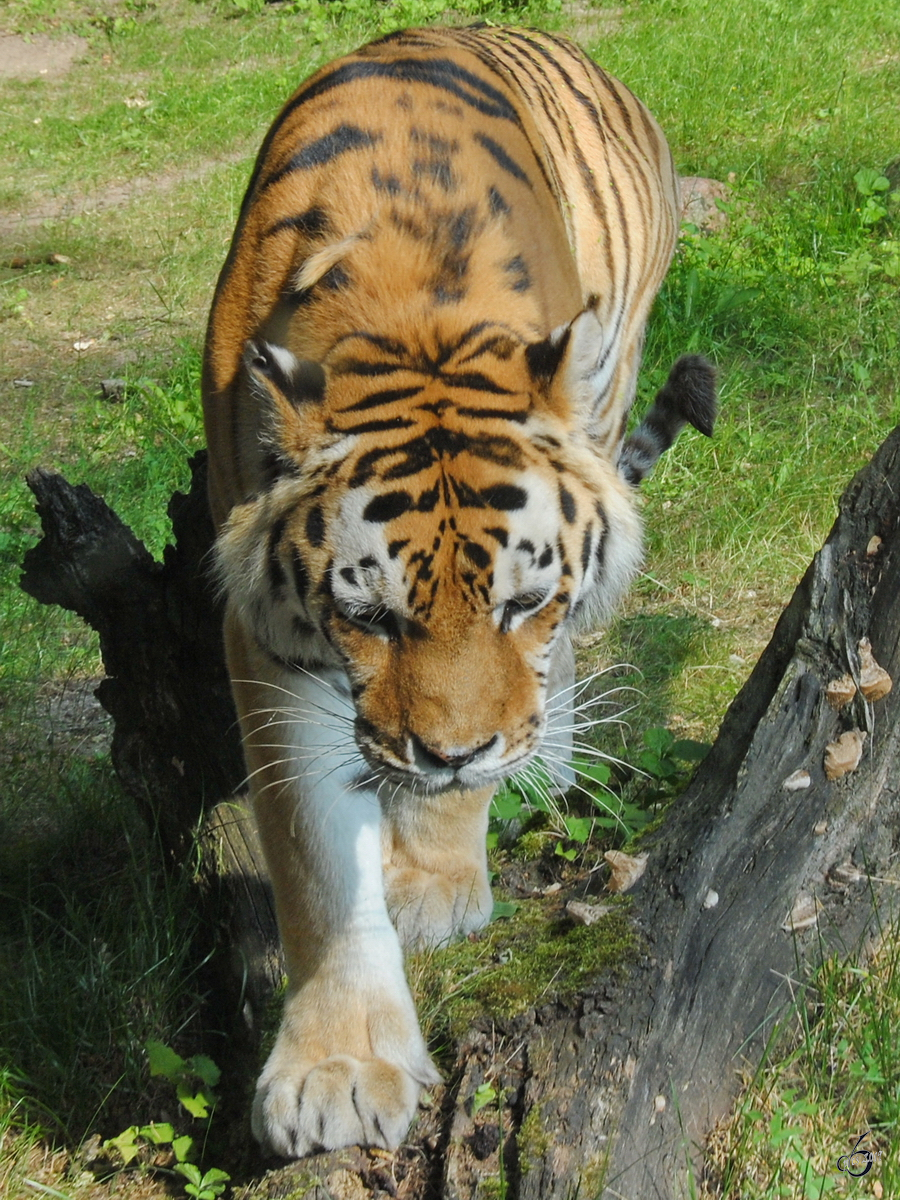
[581,527,593,576]
[364,491,412,523]
[347,57,519,122]
[273,57,522,135]
[482,483,527,510]
[291,548,311,599]
[488,185,510,216]
[443,371,513,394]
[456,406,527,423]
[473,132,531,186]
[264,206,330,239]
[264,124,380,188]
[332,358,404,378]
[340,386,423,413]
[464,541,491,570]
[559,485,577,524]
[339,415,417,435]
[306,504,326,547]
[267,515,288,590]
[334,331,410,358]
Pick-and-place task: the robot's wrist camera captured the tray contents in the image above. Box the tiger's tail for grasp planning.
[618,355,717,486]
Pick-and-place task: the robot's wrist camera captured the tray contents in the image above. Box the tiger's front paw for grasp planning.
[252,1053,430,1157]
[385,863,493,949]
[251,975,440,1158]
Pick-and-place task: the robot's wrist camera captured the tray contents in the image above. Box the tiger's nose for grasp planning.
[411,734,499,772]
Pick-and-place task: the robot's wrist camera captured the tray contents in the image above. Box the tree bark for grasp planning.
[19,428,900,1199]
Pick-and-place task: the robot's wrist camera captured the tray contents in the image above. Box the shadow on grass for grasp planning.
[0,749,211,1146]
[601,607,715,733]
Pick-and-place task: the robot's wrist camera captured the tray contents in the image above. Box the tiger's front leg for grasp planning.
[226,611,440,1157]
[381,785,495,950]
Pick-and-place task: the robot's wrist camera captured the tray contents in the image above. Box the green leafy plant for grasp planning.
[471,1081,500,1115]
[487,731,709,862]
[103,1042,229,1197]
[145,1039,221,1120]
[636,728,711,799]
[854,167,892,228]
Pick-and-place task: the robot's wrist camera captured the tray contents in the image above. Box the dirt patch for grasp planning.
[37,676,112,758]
[0,33,89,80]
[563,3,626,46]
[0,152,247,239]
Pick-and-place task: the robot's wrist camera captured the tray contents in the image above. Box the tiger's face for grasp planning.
[216,316,644,796]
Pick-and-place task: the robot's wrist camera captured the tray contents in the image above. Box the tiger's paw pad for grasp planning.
[252,1054,430,1158]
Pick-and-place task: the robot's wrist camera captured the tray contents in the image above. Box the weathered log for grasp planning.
[19,457,283,1030]
[21,455,245,856]
[19,428,900,1199]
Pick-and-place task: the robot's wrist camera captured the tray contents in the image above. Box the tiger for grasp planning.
[201,24,716,1158]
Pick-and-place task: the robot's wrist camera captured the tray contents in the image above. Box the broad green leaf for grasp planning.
[564,816,593,843]
[671,739,712,762]
[177,1081,212,1119]
[573,758,611,786]
[471,1082,497,1114]
[644,727,675,756]
[175,1162,203,1185]
[139,1121,175,1145]
[490,789,524,821]
[172,1134,195,1162]
[146,1039,185,1080]
[201,1168,231,1185]
[104,1126,141,1166]
[187,1055,221,1089]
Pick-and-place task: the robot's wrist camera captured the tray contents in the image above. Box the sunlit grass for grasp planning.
[706,928,900,1197]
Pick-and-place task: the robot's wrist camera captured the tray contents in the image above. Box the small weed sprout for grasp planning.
[488,728,709,862]
[853,168,892,228]
[103,1042,230,1199]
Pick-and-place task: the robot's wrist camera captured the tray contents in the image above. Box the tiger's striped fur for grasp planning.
[202,25,715,1158]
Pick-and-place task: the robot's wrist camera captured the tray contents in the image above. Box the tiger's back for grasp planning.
[203,25,679,527]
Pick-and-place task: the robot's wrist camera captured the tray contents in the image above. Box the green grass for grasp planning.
[0,756,207,1197]
[706,930,900,1197]
[1,0,899,1194]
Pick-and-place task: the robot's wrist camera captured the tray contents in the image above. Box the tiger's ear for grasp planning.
[244,339,327,408]
[526,308,622,450]
[243,340,328,484]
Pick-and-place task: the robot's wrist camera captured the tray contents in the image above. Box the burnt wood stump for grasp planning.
[19,429,900,1198]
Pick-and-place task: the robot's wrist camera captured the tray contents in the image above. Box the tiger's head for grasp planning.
[216,311,715,795]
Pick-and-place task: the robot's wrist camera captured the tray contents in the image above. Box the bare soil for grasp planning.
[0,32,89,80]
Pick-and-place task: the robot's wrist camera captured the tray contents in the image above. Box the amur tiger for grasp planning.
[202,24,716,1158]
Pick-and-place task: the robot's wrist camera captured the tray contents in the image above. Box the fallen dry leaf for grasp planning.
[566,900,611,926]
[824,729,866,780]
[782,894,821,932]
[827,861,864,889]
[858,637,892,702]
[825,673,856,710]
[782,768,811,791]
[604,849,648,893]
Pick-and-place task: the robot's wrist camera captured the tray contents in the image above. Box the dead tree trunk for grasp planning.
[19,456,283,1024]
[19,429,900,1199]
